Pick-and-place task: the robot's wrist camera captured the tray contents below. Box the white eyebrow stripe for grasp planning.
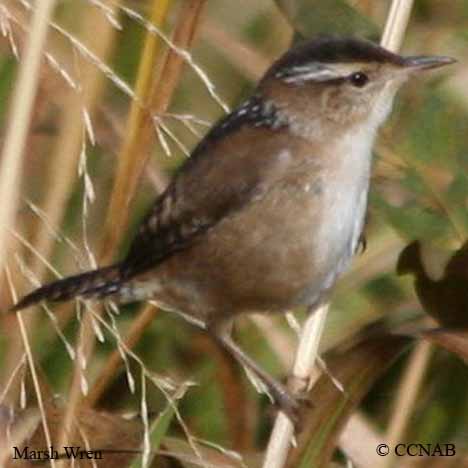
[283,68,339,83]
[276,61,373,84]
[278,64,340,83]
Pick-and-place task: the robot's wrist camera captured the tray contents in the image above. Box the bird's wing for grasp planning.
[121,96,293,276]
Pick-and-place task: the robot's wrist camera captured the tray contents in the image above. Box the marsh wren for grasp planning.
[12,37,454,421]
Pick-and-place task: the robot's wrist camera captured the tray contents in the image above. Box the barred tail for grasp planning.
[10,264,123,312]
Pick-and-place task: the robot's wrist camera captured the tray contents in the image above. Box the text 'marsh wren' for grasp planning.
[11,37,455,421]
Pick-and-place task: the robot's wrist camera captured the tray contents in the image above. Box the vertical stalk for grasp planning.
[51,2,133,460]
[262,2,415,467]
[100,0,205,262]
[1,0,121,403]
[381,0,415,52]
[99,0,171,261]
[382,340,432,468]
[83,0,207,409]
[262,305,329,468]
[0,0,57,270]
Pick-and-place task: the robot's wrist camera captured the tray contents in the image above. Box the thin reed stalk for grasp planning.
[59,0,208,452]
[382,339,433,468]
[99,0,171,261]
[100,0,204,262]
[202,21,270,80]
[263,305,329,468]
[51,3,123,458]
[16,313,56,468]
[28,3,120,290]
[381,0,468,452]
[79,0,203,405]
[262,2,415,467]
[0,0,57,272]
[0,0,58,408]
[83,303,158,407]
[3,267,56,467]
[83,0,207,409]
[1,0,120,406]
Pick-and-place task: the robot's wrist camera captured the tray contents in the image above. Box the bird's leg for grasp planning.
[207,320,301,423]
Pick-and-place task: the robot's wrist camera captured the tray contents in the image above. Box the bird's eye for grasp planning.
[349,72,369,87]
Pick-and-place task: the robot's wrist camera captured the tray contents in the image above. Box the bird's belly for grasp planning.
[265,183,368,309]
[143,155,371,320]
[313,182,368,291]
[167,181,369,315]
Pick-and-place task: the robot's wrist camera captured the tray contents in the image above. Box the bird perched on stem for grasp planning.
[11,37,455,422]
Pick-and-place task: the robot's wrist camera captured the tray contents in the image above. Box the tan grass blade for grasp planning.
[83,304,158,407]
[0,0,58,410]
[382,339,433,468]
[0,0,57,272]
[100,0,205,262]
[57,2,208,463]
[83,0,208,410]
[3,0,121,394]
[3,266,56,467]
[99,0,171,262]
[44,2,124,459]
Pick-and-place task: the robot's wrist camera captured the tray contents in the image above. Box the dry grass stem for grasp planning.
[263,1,415,466]
[80,0,207,411]
[53,0,169,449]
[16,314,56,468]
[17,0,134,100]
[262,305,329,468]
[250,315,295,369]
[339,412,383,468]
[17,4,123,459]
[380,6,465,456]
[382,340,433,468]
[54,1,208,462]
[0,0,57,270]
[0,0,58,407]
[4,267,56,467]
[84,306,206,465]
[55,309,97,468]
[380,0,415,52]
[99,0,170,259]
[28,3,119,283]
[2,1,120,405]
[202,21,270,81]
[83,303,159,407]
[101,0,205,261]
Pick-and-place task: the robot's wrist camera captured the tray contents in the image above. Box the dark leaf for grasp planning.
[397,240,468,328]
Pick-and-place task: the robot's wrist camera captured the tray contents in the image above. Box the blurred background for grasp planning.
[0,1,468,467]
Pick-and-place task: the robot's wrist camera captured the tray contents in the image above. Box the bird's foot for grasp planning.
[270,384,312,427]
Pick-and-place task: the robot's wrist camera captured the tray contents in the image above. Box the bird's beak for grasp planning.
[402,55,457,73]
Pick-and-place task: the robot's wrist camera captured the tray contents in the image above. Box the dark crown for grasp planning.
[264,36,404,80]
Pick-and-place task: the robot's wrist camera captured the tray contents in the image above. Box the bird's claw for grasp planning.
[273,388,312,428]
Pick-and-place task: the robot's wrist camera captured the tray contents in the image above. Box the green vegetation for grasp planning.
[1,1,468,467]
